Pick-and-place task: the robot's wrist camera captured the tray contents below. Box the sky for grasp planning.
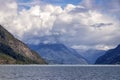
[0,0,120,50]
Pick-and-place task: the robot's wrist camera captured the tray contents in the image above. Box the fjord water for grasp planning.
[0,66,120,80]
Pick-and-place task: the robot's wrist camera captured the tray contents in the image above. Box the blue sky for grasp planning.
[17,0,81,5]
[17,0,82,9]
[42,0,81,6]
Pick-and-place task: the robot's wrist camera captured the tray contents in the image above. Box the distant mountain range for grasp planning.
[77,49,106,64]
[95,44,120,64]
[0,24,120,65]
[0,25,46,64]
[29,43,88,64]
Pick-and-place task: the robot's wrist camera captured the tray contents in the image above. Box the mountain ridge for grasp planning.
[0,25,46,64]
[29,43,88,64]
[77,49,106,64]
[95,44,120,64]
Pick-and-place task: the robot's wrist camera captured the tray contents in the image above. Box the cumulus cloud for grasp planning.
[0,0,120,50]
[52,8,119,49]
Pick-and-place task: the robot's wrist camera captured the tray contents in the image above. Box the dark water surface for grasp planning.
[0,65,120,80]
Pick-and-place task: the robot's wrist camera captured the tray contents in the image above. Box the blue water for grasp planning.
[0,65,120,80]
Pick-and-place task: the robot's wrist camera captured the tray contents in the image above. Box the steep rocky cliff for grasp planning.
[0,25,46,64]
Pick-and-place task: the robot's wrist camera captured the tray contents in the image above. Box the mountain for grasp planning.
[0,25,46,64]
[95,44,120,64]
[29,43,88,64]
[77,49,105,64]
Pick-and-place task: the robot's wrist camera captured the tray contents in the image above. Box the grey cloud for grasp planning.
[69,7,88,14]
[91,23,113,28]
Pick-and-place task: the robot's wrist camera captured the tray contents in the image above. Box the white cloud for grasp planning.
[0,0,120,50]
[72,44,115,51]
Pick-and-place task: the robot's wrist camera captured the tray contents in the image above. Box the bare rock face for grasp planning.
[0,25,46,64]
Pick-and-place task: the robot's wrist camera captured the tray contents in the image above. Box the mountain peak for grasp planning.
[29,43,88,64]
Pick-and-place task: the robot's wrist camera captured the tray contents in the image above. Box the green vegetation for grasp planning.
[0,53,16,64]
[0,53,40,64]
[0,25,46,64]
[0,43,40,64]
